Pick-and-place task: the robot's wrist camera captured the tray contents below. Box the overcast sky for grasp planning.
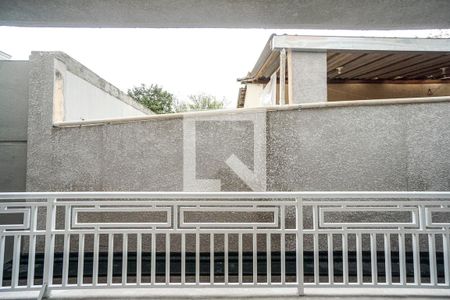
[1,27,448,107]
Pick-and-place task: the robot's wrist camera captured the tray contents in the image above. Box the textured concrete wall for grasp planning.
[267,101,450,191]
[0,60,29,192]
[26,56,450,193]
[1,0,449,29]
[26,52,155,191]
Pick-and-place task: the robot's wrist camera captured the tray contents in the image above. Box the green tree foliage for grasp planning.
[127,84,176,114]
[184,94,225,111]
[173,98,190,113]
[128,84,225,114]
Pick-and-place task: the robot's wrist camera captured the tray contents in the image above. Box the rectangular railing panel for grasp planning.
[0,192,449,298]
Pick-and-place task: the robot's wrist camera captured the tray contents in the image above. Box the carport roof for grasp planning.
[239,35,450,83]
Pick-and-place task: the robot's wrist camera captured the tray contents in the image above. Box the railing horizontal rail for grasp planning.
[1,191,450,199]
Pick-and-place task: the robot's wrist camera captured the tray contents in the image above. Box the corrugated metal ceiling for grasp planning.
[241,51,450,82]
[327,52,450,80]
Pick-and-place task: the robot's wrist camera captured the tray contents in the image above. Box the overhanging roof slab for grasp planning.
[1,0,450,29]
[241,35,450,82]
[272,35,450,53]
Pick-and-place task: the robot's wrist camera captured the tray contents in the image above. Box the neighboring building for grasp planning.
[0,51,153,192]
[238,35,450,108]
[0,50,11,60]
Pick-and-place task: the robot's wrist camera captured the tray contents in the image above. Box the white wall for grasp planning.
[63,71,146,121]
[53,58,148,122]
[243,82,450,108]
[243,84,264,108]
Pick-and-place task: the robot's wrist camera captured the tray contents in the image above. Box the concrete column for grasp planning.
[287,50,327,104]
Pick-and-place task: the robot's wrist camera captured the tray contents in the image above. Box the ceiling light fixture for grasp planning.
[440,67,449,80]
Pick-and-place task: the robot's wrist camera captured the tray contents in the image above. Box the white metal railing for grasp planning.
[0,192,449,299]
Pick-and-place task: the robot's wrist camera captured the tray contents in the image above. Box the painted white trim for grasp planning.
[272,35,450,53]
[52,96,450,128]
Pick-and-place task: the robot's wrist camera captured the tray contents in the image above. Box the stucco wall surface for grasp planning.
[0,60,29,191]
[27,53,450,193]
[25,52,450,193]
[267,102,450,191]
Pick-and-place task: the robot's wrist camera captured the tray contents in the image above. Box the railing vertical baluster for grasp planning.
[28,234,36,288]
[173,205,178,286]
[181,233,185,284]
[210,234,214,284]
[107,234,114,286]
[165,233,170,284]
[328,234,334,285]
[0,235,4,287]
[443,233,450,286]
[27,206,37,288]
[384,234,392,285]
[342,232,348,285]
[62,206,70,287]
[137,233,142,285]
[253,232,257,284]
[122,233,128,285]
[412,233,421,286]
[418,204,426,286]
[166,233,170,284]
[43,197,56,290]
[356,233,363,285]
[62,235,70,287]
[224,233,229,284]
[281,205,286,284]
[296,199,304,295]
[77,234,84,286]
[151,233,156,285]
[11,235,20,288]
[370,233,377,285]
[399,233,406,285]
[313,233,319,284]
[195,233,199,284]
[238,233,242,285]
[93,232,99,286]
[267,233,271,285]
[313,205,318,285]
[428,233,437,285]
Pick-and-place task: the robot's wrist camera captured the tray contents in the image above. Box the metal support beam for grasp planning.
[279,49,287,105]
[272,35,450,53]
